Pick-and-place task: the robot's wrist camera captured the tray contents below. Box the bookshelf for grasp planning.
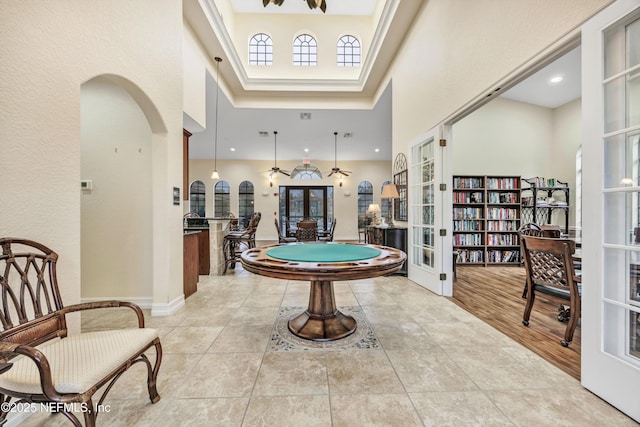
[453,175,521,266]
[521,177,570,234]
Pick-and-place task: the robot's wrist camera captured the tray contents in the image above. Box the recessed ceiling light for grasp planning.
[549,75,564,84]
[258,131,269,137]
[230,147,236,151]
[374,148,380,153]
[304,148,309,152]
[300,112,311,120]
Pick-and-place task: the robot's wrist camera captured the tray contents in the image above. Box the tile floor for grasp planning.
[21,267,637,426]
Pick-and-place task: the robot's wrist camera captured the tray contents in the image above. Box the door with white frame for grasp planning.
[408,126,453,296]
[582,0,640,421]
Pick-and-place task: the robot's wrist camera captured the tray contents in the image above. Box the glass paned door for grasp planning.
[582,0,640,421]
[408,127,450,296]
[280,186,332,234]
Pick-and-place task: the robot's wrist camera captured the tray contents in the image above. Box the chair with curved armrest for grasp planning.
[223,212,262,273]
[275,218,296,244]
[521,235,581,347]
[318,219,336,242]
[0,238,162,426]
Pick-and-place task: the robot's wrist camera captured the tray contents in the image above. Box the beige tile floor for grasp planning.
[21,267,637,426]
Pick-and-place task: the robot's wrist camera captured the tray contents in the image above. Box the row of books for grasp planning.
[487,250,520,263]
[487,233,519,246]
[487,208,519,220]
[453,233,483,246]
[456,249,484,263]
[453,207,483,220]
[486,177,519,190]
[486,220,519,231]
[453,192,484,203]
[453,220,483,231]
[487,192,519,204]
[453,177,483,189]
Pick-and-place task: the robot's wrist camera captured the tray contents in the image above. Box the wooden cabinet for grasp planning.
[367,226,407,275]
[183,232,199,298]
[453,175,521,266]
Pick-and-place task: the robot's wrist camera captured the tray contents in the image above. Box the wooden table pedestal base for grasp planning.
[287,280,356,341]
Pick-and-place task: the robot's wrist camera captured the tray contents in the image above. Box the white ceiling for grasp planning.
[230,0,378,15]
[500,47,581,109]
[187,3,582,163]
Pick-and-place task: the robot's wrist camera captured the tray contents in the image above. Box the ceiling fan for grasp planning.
[262,0,327,13]
[269,131,290,177]
[327,132,351,177]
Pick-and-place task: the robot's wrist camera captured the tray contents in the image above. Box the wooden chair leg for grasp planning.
[146,339,162,403]
[522,289,535,326]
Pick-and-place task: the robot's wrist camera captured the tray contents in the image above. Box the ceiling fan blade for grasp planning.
[319,0,326,13]
[339,171,350,177]
[327,171,334,177]
[280,170,291,177]
[263,0,270,7]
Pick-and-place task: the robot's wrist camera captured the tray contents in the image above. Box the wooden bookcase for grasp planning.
[453,175,521,266]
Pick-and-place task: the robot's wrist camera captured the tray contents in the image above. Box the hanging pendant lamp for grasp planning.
[211,56,222,180]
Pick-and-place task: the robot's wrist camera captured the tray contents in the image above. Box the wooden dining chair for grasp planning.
[275,218,296,243]
[521,235,581,347]
[518,223,545,298]
[296,219,318,242]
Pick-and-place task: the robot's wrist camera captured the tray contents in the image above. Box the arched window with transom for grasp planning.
[249,33,273,65]
[189,180,206,217]
[293,34,317,66]
[358,181,373,229]
[214,180,230,217]
[337,35,360,67]
[238,181,254,229]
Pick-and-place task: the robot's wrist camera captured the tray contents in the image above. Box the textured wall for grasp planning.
[0,0,184,311]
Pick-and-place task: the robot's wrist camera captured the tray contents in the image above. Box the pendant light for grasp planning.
[211,56,222,180]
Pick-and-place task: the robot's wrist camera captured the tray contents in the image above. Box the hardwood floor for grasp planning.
[449,265,581,380]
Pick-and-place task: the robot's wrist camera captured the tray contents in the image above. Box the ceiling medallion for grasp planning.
[262,0,327,13]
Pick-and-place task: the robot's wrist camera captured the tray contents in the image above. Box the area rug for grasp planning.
[268,306,380,351]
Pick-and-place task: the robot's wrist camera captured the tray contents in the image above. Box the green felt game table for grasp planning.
[240,243,406,341]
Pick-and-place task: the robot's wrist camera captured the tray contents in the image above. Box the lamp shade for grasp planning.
[367,203,381,213]
[381,183,400,199]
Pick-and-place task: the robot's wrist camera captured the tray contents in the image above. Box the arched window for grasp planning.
[238,181,254,229]
[249,33,273,65]
[337,35,360,67]
[358,181,373,229]
[293,34,317,66]
[189,180,206,217]
[380,180,392,223]
[214,180,230,217]
[291,163,322,180]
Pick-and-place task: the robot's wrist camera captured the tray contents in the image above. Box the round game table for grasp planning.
[240,243,406,341]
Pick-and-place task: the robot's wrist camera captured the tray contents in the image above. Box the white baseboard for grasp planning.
[80,296,153,309]
[151,294,185,316]
[80,295,185,316]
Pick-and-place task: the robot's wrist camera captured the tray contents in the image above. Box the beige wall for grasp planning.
[388,0,609,160]
[188,159,391,241]
[81,78,154,301]
[0,0,184,314]
[452,97,582,227]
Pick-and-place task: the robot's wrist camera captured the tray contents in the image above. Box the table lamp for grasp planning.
[380,183,400,226]
[367,203,381,225]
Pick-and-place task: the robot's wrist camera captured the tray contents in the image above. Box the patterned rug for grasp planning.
[268,306,380,351]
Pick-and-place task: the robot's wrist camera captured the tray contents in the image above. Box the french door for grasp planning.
[582,0,640,421]
[408,126,453,296]
[279,186,333,233]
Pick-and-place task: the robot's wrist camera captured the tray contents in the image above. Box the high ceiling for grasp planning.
[185,1,582,163]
